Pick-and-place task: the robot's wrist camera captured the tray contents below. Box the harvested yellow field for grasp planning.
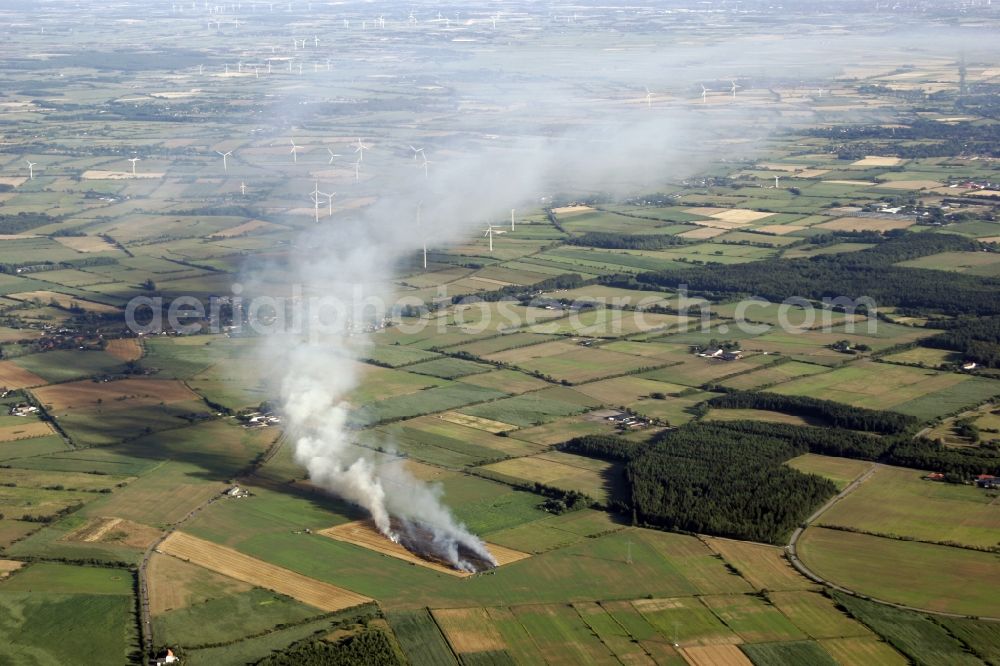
[8,290,118,313]
[678,227,727,240]
[964,189,1000,198]
[436,411,518,433]
[105,338,143,362]
[0,421,55,442]
[851,156,903,167]
[819,637,908,666]
[796,169,830,178]
[52,235,121,253]
[824,180,876,186]
[815,217,914,232]
[158,531,372,611]
[65,516,161,549]
[754,225,805,235]
[147,552,252,615]
[81,170,165,180]
[0,361,47,389]
[33,378,198,412]
[0,559,24,578]
[690,218,751,230]
[318,520,529,577]
[680,645,753,666]
[684,207,728,216]
[432,608,507,653]
[0,177,28,188]
[711,209,775,224]
[551,205,594,215]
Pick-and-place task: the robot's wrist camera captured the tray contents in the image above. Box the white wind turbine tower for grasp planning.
[309,181,322,223]
[774,175,780,189]
[353,160,361,183]
[240,181,246,195]
[484,224,495,253]
[409,145,424,161]
[408,10,416,24]
[730,79,741,99]
[128,157,141,176]
[323,191,336,216]
[25,160,36,180]
[511,208,516,231]
[701,84,708,104]
[198,64,204,75]
[644,86,653,109]
[313,35,319,46]
[289,139,300,164]
[216,150,232,172]
[354,137,369,162]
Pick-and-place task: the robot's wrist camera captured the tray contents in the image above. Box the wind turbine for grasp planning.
[701,84,708,104]
[644,86,653,109]
[353,160,361,183]
[327,148,340,164]
[309,181,322,223]
[354,137,369,161]
[216,150,232,172]
[128,157,141,176]
[25,160,36,180]
[313,35,319,46]
[730,79,741,99]
[511,208,516,231]
[240,181,246,196]
[290,139,300,163]
[409,145,424,161]
[198,64,204,75]
[484,224,495,253]
[421,155,431,180]
[323,191,336,216]
[774,175,780,189]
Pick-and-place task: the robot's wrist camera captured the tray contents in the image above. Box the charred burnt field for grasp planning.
[318,518,530,577]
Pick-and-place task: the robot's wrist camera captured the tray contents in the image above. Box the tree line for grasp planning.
[607,232,1000,316]
[922,315,1000,368]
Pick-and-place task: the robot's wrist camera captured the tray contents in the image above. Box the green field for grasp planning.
[816,465,1000,548]
[798,528,1000,617]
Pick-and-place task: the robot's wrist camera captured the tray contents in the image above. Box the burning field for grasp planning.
[319,519,530,577]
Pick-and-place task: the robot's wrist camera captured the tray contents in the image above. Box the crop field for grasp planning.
[704,538,816,592]
[157,531,372,611]
[386,609,459,666]
[718,361,831,391]
[818,637,908,666]
[831,592,984,666]
[147,551,252,615]
[740,641,838,666]
[0,360,47,388]
[704,408,818,427]
[33,377,197,412]
[508,413,620,445]
[479,451,623,504]
[103,338,143,362]
[815,465,1000,548]
[0,420,54,441]
[770,360,995,416]
[881,346,961,367]
[785,454,873,490]
[13,350,125,383]
[431,607,507,655]
[359,383,509,426]
[512,603,618,664]
[699,594,807,644]
[681,644,753,666]
[513,346,663,384]
[767,591,873,640]
[632,597,740,646]
[798,528,1000,617]
[459,387,600,428]
[0,563,137,665]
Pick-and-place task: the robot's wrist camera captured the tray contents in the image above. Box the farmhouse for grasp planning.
[153,648,179,665]
[9,404,39,416]
[975,474,999,489]
[721,350,744,361]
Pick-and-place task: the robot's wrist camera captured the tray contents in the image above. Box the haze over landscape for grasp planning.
[0,1,999,664]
